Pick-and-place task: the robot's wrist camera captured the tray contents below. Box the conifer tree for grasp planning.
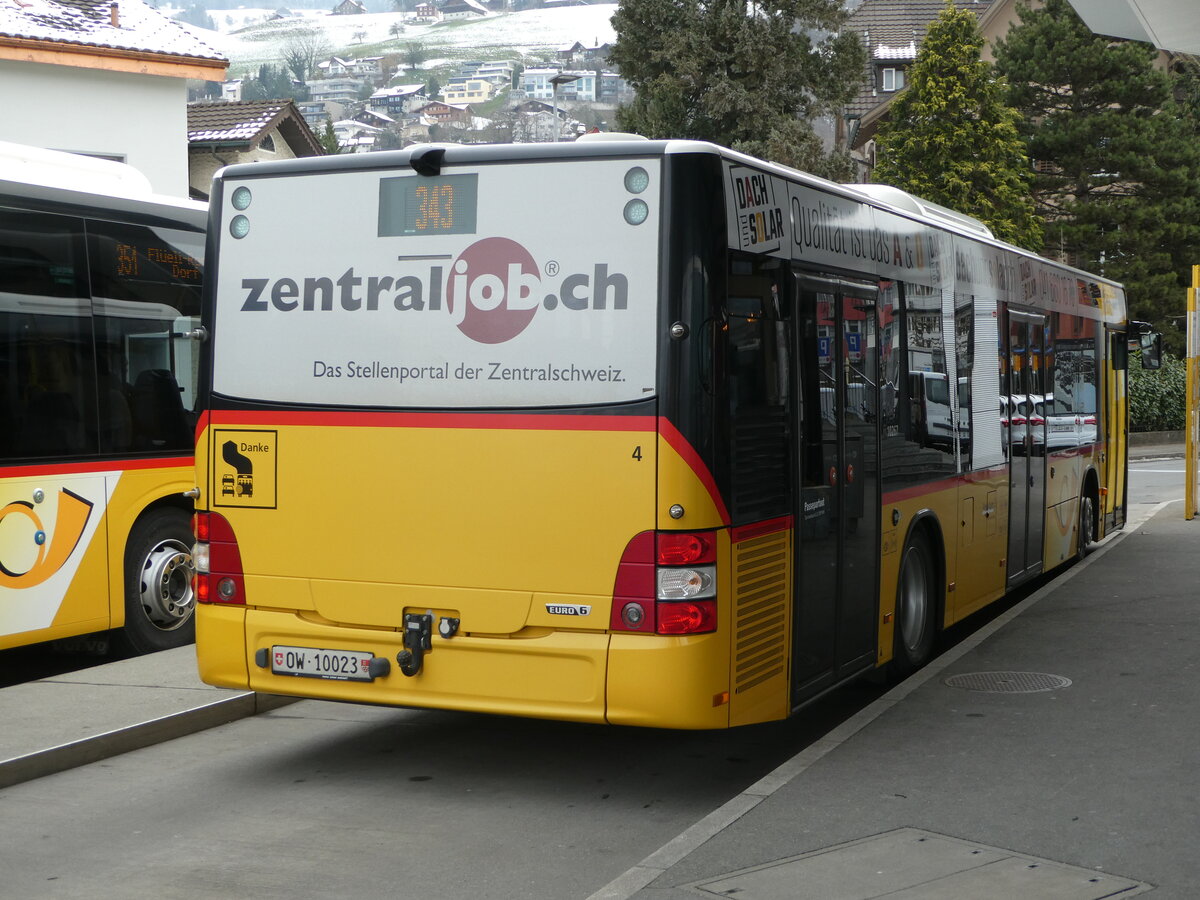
[873,2,1041,250]
[994,0,1200,348]
[609,0,865,178]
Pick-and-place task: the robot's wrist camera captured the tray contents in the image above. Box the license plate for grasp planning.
[271,645,376,681]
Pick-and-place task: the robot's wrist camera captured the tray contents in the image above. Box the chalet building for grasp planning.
[354,108,394,128]
[440,0,487,19]
[410,2,439,21]
[0,0,227,196]
[417,100,472,125]
[331,0,366,14]
[187,99,323,199]
[368,84,426,115]
[317,55,383,79]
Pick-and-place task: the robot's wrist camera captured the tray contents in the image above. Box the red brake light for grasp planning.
[194,511,246,606]
[656,532,716,565]
[656,600,717,635]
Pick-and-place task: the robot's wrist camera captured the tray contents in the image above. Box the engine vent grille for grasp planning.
[732,529,790,695]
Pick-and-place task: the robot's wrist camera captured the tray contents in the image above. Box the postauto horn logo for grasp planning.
[239,237,631,345]
[0,489,93,589]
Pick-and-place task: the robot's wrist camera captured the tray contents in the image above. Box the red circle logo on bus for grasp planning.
[447,237,541,344]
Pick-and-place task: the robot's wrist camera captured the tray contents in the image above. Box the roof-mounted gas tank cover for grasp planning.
[841,182,994,239]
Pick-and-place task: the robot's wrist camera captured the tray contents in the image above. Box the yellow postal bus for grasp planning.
[1,143,204,654]
[193,138,1152,727]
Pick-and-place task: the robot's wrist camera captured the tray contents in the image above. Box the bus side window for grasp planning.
[0,210,93,459]
[86,221,203,454]
[882,282,955,484]
[725,263,790,522]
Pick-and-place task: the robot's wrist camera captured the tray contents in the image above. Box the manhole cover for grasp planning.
[944,671,1072,693]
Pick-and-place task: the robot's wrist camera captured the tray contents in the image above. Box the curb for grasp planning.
[0,692,296,790]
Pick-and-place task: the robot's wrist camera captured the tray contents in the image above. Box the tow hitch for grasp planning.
[397,613,433,676]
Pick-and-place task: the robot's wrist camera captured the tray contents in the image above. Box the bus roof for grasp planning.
[0,140,206,227]
[210,137,1122,293]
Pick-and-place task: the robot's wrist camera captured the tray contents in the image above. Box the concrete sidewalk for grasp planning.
[594,501,1199,899]
[0,646,290,789]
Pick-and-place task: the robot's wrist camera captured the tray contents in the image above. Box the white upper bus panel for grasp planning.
[0,140,153,198]
[213,156,661,409]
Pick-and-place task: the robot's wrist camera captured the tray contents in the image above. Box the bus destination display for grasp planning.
[378,174,478,237]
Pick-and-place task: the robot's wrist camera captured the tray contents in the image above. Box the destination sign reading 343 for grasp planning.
[378,173,479,237]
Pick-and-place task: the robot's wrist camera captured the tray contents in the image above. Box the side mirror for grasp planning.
[1140,332,1162,370]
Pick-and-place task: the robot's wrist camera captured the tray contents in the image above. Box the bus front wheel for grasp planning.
[890,535,936,681]
[117,507,196,654]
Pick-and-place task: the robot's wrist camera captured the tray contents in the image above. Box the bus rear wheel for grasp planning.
[1076,491,1097,560]
[116,507,196,654]
[890,535,936,681]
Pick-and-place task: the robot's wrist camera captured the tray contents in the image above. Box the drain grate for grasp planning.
[944,671,1072,693]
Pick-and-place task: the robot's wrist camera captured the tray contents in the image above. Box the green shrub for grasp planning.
[1129,351,1187,432]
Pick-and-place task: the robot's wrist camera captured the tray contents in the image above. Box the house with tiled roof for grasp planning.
[843,0,998,177]
[0,0,227,196]
[186,99,323,200]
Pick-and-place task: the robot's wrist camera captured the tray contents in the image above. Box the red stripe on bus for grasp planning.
[731,515,793,543]
[207,409,658,432]
[881,464,1009,505]
[657,417,732,526]
[0,457,193,478]
[194,409,210,446]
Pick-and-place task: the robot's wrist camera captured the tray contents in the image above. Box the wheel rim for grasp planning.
[899,546,929,653]
[138,539,195,629]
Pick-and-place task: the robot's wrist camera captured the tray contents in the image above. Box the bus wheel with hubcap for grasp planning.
[116,507,196,654]
[890,535,936,681]
[1076,490,1096,560]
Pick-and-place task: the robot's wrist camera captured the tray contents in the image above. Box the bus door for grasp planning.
[1103,326,1129,532]
[792,276,880,701]
[1007,310,1047,583]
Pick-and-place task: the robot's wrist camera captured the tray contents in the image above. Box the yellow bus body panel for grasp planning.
[199,417,682,724]
[0,461,191,649]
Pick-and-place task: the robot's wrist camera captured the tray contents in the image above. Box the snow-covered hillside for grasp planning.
[178,4,619,75]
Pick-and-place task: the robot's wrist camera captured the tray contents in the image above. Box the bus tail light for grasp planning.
[193,511,246,606]
[657,600,717,635]
[611,530,718,635]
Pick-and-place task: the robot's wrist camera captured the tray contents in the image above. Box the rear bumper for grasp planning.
[196,605,735,729]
